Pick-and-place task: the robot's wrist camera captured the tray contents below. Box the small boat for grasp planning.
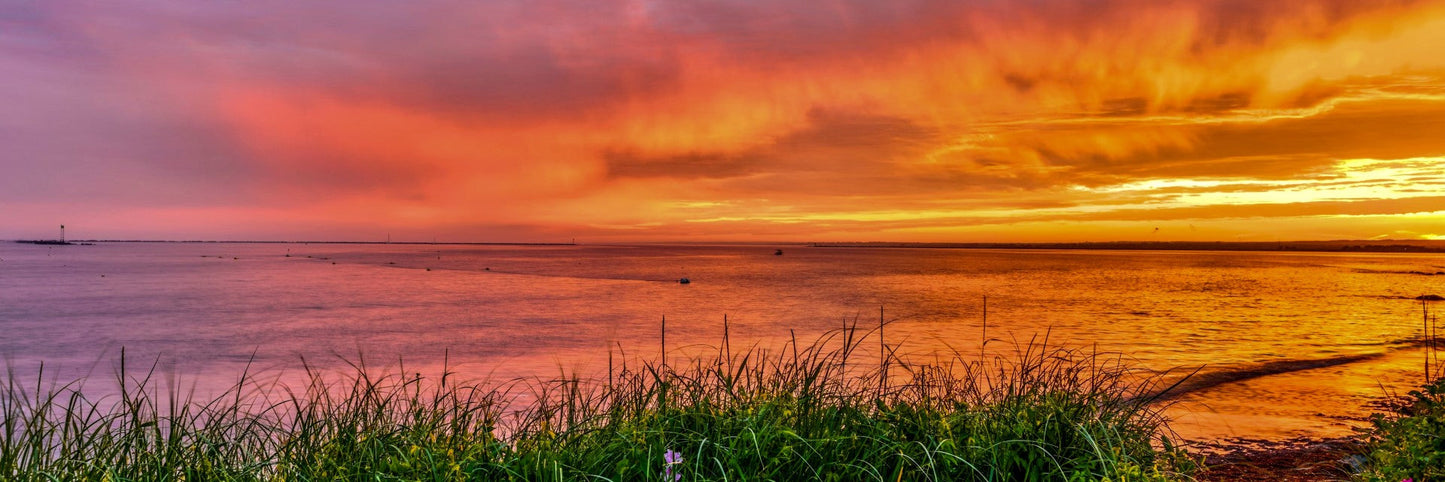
[679,277,691,284]
[774,249,783,256]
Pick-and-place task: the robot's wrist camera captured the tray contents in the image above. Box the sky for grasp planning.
[3,0,1444,243]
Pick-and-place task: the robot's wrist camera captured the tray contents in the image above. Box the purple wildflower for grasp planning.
[663,449,683,481]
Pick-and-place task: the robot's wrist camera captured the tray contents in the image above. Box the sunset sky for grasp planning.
[3,0,1444,242]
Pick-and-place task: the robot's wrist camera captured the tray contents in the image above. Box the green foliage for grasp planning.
[1,328,1195,481]
[1357,377,1445,482]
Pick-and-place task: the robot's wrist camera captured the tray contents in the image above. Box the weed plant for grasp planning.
[1357,302,1444,481]
[1,325,1193,481]
[1356,376,1445,481]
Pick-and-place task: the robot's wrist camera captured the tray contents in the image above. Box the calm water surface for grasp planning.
[1,242,1441,442]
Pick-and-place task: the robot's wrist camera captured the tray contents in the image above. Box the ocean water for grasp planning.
[1,242,1441,441]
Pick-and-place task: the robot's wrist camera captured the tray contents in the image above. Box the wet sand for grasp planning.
[1196,436,1364,481]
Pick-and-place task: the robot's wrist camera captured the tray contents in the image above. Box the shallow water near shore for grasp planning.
[1,242,1441,442]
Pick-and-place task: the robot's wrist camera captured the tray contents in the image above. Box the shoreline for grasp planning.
[809,239,1445,253]
[9,239,577,246]
[9,238,1445,253]
[1196,436,1366,481]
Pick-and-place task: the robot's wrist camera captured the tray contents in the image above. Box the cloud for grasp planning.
[4,0,1445,240]
[605,109,938,183]
[938,92,1445,186]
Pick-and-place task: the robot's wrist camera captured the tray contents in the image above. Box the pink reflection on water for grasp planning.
[1,242,1442,442]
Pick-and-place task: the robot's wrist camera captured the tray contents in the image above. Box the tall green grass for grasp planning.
[1355,376,1445,482]
[1355,301,1444,481]
[1,325,1194,481]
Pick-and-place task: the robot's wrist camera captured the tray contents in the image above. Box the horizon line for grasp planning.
[9,238,1445,252]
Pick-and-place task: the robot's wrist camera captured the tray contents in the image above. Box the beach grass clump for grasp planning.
[1,356,281,480]
[1356,376,1445,482]
[1,327,1193,481]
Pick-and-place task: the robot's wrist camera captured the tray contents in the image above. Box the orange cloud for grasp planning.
[5,0,1445,241]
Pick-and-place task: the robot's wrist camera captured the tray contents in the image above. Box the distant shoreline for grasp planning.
[10,239,1445,253]
[10,240,576,246]
[808,240,1445,253]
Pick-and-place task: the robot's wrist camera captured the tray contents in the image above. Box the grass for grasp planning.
[1355,301,1444,481]
[1,324,1195,481]
[1355,376,1445,482]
